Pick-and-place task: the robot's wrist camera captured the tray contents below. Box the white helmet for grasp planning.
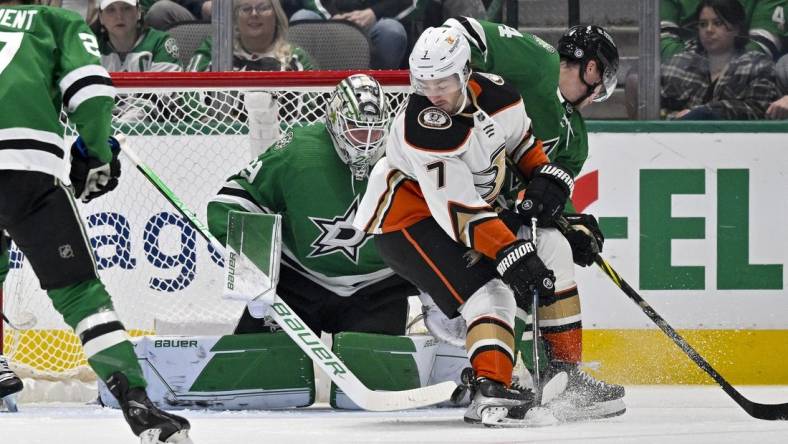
[409,26,471,111]
[326,74,389,181]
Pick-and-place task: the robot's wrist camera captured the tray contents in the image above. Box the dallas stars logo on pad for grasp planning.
[307,196,370,263]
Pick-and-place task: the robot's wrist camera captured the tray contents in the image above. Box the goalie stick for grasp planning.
[555,216,788,421]
[119,142,457,412]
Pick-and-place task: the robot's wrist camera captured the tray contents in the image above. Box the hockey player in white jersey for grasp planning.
[354,26,575,425]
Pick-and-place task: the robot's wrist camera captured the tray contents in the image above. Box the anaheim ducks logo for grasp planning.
[418,107,452,130]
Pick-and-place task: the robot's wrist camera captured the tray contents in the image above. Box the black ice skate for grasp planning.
[545,361,626,421]
[106,372,192,443]
[0,355,23,412]
[453,368,536,426]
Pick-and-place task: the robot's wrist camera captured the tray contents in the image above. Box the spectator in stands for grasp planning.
[95,0,182,121]
[95,0,183,72]
[188,0,314,71]
[291,1,410,69]
[627,0,786,118]
[661,0,780,119]
[661,0,786,62]
[766,55,788,118]
[144,0,213,30]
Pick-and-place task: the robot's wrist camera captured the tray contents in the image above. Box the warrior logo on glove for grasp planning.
[517,163,574,226]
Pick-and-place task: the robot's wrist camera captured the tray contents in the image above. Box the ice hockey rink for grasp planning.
[3,386,788,444]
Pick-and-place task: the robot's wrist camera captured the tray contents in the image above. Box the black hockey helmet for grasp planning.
[557,25,620,103]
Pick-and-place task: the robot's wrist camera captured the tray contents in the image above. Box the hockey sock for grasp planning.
[47,278,145,387]
[466,317,515,385]
[539,286,582,363]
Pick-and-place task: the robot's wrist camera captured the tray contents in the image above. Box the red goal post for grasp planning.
[0,70,411,391]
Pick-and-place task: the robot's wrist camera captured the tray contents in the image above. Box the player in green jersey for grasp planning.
[437,17,625,419]
[0,1,191,441]
[207,74,415,337]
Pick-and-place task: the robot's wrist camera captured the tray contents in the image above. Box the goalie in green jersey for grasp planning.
[430,17,626,420]
[0,1,191,441]
[207,74,416,338]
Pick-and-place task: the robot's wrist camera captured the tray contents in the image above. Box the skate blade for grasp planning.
[139,429,193,444]
[2,394,19,413]
[548,397,626,422]
[480,405,559,428]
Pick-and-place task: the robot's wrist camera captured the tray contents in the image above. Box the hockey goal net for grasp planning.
[1,71,411,393]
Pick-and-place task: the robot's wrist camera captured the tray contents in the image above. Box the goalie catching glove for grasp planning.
[563,213,604,267]
[70,136,122,203]
[517,163,574,226]
[495,240,556,308]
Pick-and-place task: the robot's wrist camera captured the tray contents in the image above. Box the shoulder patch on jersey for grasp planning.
[405,96,473,152]
[164,38,180,59]
[273,131,293,151]
[476,72,504,85]
[417,107,452,130]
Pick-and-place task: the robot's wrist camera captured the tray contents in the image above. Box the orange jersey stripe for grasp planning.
[402,227,465,305]
[376,179,433,233]
[471,218,517,259]
[516,138,549,178]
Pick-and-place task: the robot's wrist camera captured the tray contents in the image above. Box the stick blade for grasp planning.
[747,402,788,420]
[358,381,458,412]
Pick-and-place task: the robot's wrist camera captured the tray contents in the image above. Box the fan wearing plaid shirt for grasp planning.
[661,0,780,119]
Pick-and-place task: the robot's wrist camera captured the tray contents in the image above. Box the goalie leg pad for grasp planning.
[100,333,316,410]
[330,333,440,409]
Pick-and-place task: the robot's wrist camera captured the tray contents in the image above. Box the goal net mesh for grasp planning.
[1,71,410,383]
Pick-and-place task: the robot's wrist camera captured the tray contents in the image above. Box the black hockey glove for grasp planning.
[70,136,121,203]
[495,240,556,309]
[562,213,604,267]
[517,163,574,226]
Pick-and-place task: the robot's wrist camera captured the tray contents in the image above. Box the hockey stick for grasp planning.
[529,218,542,404]
[119,143,457,411]
[555,216,788,421]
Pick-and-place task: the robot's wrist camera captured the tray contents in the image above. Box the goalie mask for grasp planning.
[326,74,389,180]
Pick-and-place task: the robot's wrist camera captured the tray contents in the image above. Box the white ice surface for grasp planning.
[3,386,788,444]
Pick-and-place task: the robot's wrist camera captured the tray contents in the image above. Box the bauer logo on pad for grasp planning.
[223,211,282,304]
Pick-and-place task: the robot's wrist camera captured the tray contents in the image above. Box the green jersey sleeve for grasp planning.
[207,142,287,246]
[51,8,116,162]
